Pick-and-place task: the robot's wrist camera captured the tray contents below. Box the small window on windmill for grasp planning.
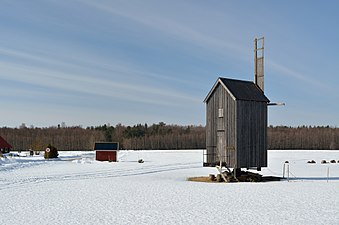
[218,108,224,118]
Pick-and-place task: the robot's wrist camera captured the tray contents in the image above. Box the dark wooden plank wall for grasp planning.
[206,84,236,166]
[236,101,267,168]
[205,85,218,164]
[223,87,236,167]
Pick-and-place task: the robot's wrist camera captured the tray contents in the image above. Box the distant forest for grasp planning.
[0,123,338,151]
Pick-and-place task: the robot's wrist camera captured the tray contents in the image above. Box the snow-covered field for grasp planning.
[1,150,339,225]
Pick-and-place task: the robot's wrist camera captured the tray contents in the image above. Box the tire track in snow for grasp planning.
[0,161,201,190]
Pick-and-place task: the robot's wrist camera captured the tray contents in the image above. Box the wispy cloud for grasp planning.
[0,48,200,107]
[76,0,248,58]
[267,59,336,97]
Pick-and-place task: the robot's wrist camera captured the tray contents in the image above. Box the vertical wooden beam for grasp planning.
[254,38,257,85]
[254,37,264,92]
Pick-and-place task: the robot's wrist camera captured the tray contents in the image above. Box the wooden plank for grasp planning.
[235,100,267,168]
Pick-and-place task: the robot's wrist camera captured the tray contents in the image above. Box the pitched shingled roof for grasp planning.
[0,136,12,149]
[204,77,270,103]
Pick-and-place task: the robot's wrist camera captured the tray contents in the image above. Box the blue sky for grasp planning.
[1,0,339,127]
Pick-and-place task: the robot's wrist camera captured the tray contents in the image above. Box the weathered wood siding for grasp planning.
[205,83,267,168]
[236,101,267,168]
[205,84,236,166]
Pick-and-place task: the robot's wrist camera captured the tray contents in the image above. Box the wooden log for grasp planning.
[216,174,223,182]
[233,168,241,178]
[209,174,216,181]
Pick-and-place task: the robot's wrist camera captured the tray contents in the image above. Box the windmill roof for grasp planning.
[204,77,270,103]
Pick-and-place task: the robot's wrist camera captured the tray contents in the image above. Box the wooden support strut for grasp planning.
[216,160,228,182]
[216,160,239,182]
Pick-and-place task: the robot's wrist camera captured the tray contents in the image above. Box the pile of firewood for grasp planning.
[209,170,281,183]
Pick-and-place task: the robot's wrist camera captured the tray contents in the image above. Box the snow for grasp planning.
[1,150,339,225]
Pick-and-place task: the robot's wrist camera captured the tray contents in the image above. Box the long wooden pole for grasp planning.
[254,38,257,84]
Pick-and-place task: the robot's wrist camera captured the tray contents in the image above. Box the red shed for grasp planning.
[0,136,12,153]
[94,142,119,162]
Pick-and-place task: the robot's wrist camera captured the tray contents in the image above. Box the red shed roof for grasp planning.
[0,136,12,149]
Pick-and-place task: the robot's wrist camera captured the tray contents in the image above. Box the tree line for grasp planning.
[267,126,339,150]
[0,124,338,151]
[0,123,205,151]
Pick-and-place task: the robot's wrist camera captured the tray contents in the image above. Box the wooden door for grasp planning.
[217,131,225,164]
